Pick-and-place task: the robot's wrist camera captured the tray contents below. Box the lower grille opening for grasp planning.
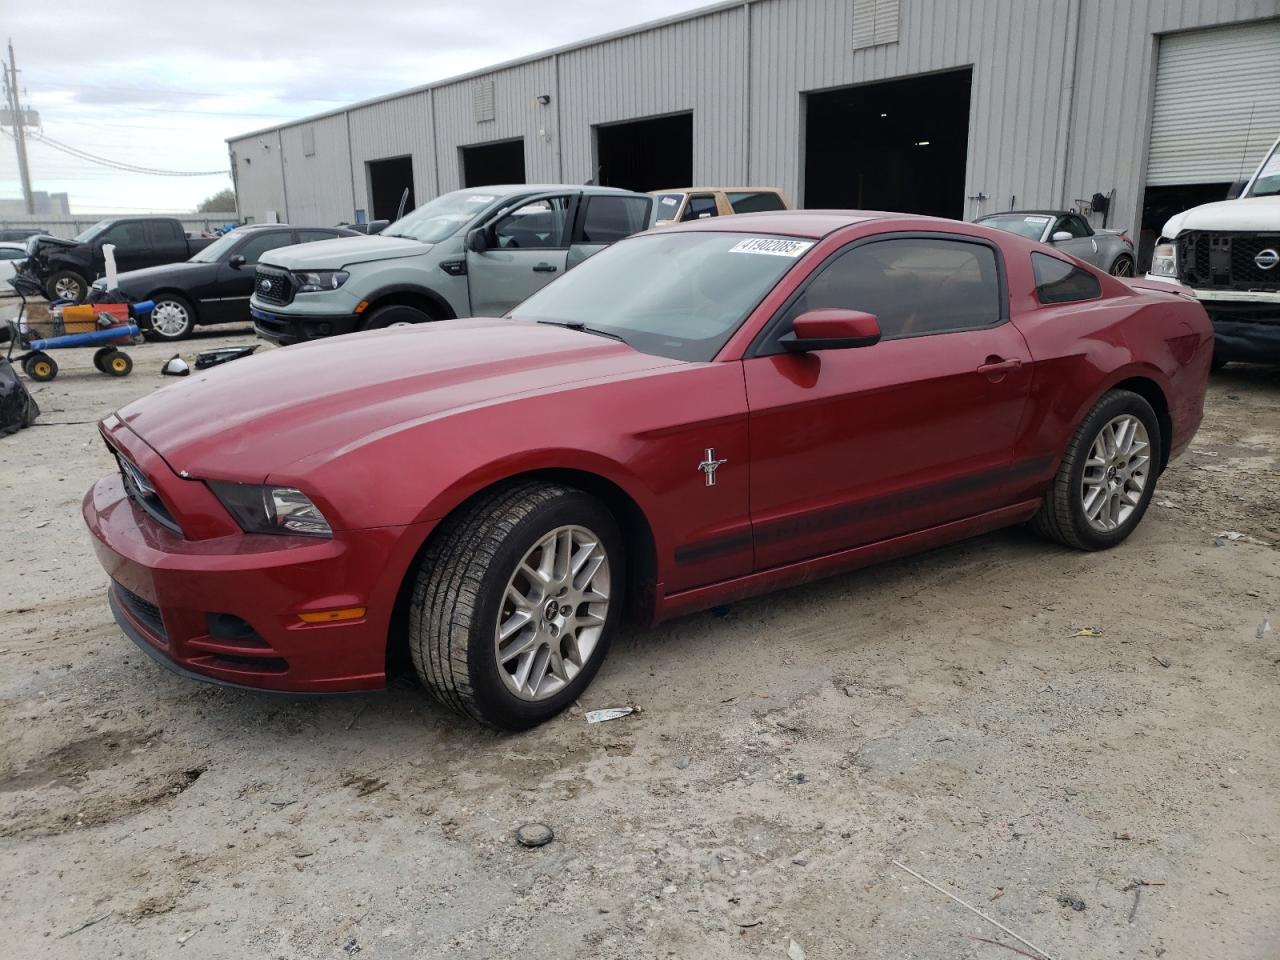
[205,654,289,674]
[115,582,166,640]
[206,613,269,648]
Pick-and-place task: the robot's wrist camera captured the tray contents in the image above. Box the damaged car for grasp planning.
[85,210,1212,729]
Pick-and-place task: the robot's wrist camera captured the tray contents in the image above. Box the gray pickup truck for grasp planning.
[250,184,654,345]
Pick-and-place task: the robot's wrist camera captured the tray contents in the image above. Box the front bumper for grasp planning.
[84,473,428,693]
[250,305,361,346]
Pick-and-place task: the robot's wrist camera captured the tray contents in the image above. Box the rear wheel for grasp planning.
[408,481,624,730]
[1109,255,1135,277]
[1031,389,1160,550]
[360,303,433,331]
[102,350,132,377]
[147,295,195,341]
[46,271,88,304]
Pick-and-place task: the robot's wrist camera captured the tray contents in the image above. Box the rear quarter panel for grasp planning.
[1009,281,1212,499]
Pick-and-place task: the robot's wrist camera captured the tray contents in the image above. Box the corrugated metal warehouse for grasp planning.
[227,0,1280,262]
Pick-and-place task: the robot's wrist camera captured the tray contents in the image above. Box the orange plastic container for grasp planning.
[59,303,130,334]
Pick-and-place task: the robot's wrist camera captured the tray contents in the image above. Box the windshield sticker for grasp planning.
[1023,216,1052,224]
[729,238,814,258]
[660,196,679,206]
[466,195,496,204]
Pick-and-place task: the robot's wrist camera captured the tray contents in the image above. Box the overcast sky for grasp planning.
[0,1,709,216]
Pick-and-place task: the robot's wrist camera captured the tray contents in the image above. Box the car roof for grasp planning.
[451,183,640,198]
[977,210,1067,218]
[662,209,951,239]
[651,186,785,194]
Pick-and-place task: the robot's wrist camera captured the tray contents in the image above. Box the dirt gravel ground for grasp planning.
[1,304,1278,960]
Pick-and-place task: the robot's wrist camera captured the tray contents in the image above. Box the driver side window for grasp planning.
[491,197,570,250]
[1056,215,1090,239]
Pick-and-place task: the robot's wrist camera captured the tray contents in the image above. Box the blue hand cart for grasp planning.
[2,290,155,383]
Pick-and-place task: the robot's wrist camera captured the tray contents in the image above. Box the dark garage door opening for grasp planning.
[367,155,415,222]
[595,113,693,192]
[804,69,973,218]
[461,139,526,188]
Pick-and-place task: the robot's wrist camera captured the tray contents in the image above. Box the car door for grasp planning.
[207,229,300,323]
[99,220,151,274]
[466,193,575,316]
[1048,214,1100,267]
[145,220,191,268]
[567,194,653,269]
[742,234,1033,570]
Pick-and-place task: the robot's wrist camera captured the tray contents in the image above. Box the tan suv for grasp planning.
[651,187,791,225]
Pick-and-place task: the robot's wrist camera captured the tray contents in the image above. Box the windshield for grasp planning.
[653,193,686,221]
[1245,140,1280,197]
[189,230,244,262]
[511,232,815,362]
[73,219,113,242]
[977,214,1051,241]
[381,190,505,243]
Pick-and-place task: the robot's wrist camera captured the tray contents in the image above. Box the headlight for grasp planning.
[1150,241,1177,278]
[207,481,333,537]
[292,270,349,293]
[92,278,107,291]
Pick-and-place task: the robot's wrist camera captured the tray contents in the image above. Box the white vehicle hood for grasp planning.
[261,234,432,270]
[1162,195,1280,238]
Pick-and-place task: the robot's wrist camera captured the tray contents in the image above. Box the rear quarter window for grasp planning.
[1032,252,1101,304]
[727,191,787,214]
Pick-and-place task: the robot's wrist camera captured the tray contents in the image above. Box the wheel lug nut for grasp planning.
[560,604,572,616]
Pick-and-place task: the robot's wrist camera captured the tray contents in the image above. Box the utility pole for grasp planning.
[2,39,35,214]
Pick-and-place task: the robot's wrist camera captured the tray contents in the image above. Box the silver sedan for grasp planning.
[976,211,1136,276]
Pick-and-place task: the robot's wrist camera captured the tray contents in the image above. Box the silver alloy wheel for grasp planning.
[151,300,191,338]
[53,276,82,300]
[1081,414,1150,532]
[495,524,610,701]
[1112,257,1134,277]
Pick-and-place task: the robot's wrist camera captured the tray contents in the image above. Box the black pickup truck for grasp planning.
[12,217,217,303]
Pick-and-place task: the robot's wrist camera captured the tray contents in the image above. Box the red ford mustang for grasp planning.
[84,211,1212,728]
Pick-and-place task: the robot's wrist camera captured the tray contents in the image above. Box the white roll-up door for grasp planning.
[1147,20,1280,186]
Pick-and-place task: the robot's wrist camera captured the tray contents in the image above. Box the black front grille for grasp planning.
[1178,231,1280,291]
[113,451,182,536]
[115,582,167,640]
[254,265,293,305]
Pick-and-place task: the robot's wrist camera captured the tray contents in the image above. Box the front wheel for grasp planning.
[23,352,58,382]
[408,482,624,730]
[360,303,433,331]
[1109,255,1135,277]
[1031,389,1160,550]
[46,271,88,304]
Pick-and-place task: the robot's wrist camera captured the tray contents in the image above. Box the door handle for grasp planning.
[977,357,1022,379]
[532,263,558,273]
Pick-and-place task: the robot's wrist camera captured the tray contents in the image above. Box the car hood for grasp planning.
[260,234,431,270]
[1162,195,1280,237]
[31,233,78,249]
[117,318,682,481]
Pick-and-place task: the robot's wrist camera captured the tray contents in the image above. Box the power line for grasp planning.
[10,129,228,177]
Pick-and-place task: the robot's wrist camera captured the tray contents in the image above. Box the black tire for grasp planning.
[102,350,133,377]
[45,270,88,304]
[1030,389,1161,550]
[24,352,58,382]
[360,303,433,331]
[92,347,113,372]
[1109,255,1135,277]
[145,294,196,341]
[408,481,625,730]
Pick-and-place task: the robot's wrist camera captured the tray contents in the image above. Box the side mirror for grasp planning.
[366,219,390,235]
[466,227,489,253]
[1226,179,1248,200]
[1051,230,1073,242]
[228,254,246,269]
[783,309,881,352]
